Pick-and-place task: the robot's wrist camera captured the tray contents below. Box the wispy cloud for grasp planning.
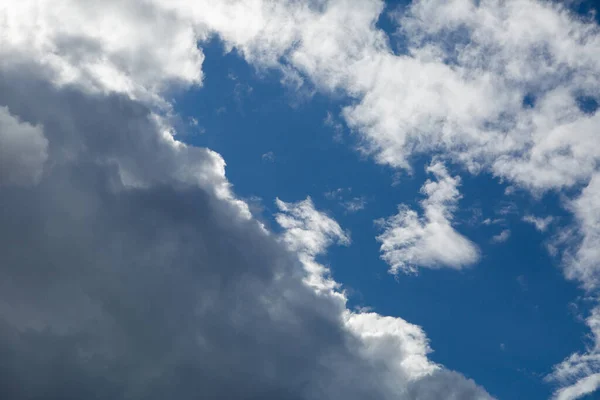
[523,215,554,232]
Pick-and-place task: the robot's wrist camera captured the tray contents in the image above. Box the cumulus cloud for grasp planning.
[274,198,492,399]
[377,162,479,274]
[156,1,600,394]
[0,1,494,399]
[6,0,600,396]
[1,0,205,103]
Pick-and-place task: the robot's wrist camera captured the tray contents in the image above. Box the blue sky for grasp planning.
[174,38,581,399]
[3,1,600,400]
[172,4,600,396]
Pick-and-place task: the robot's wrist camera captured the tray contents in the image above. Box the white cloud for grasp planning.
[323,188,367,213]
[523,215,555,232]
[0,106,48,186]
[275,197,493,399]
[276,197,350,257]
[156,2,600,394]
[552,373,600,400]
[491,229,511,244]
[377,161,479,274]
[563,174,600,291]
[482,218,504,226]
[261,151,275,162]
[275,197,349,296]
[2,1,205,105]
[547,175,600,396]
[342,196,367,213]
[324,187,346,200]
[548,306,600,400]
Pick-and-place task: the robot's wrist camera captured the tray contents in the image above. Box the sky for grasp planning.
[2,1,600,400]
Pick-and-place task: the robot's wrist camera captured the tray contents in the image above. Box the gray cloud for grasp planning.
[0,69,363,400]
[0,60,491,400]
[0,1,497,398]
[0,106,47,186]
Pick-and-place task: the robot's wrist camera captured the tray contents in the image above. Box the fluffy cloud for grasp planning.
[161,1,600,394]
[165,0,600,191]
[5,0,600,396]
[274,198,491,399]
[0,1,494,399]
[1,0,205,103]
[377,162,479,274]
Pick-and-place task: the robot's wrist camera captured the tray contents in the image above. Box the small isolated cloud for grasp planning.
[523,215,554,232]
[482,218,505,226]
[342,197,367,213]
[324,111,344,142]
[497,202,518,216]
[491,229,511,244]
[261,151,275,162]
[517,275,528,292]
[324,187,348,200]
[324,188,367,213]
[377,161,480,275]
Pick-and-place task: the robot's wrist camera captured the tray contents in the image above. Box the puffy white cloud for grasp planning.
[377,162,479,274]
[275,197,349,297]
[0,106,48,186]
[5,0,600,396]
[274,197,492,399]
[276,197,350,257]
[1,0,205,102]
[158,0,600,192]
[159,1,600,394]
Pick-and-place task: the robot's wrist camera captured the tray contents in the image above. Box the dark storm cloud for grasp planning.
[0,35,491,399]
[0,65,387,400]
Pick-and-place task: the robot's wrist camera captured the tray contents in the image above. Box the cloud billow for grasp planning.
[0,3,492,399]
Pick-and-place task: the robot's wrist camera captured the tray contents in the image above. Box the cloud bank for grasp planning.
[0,1,493,399]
